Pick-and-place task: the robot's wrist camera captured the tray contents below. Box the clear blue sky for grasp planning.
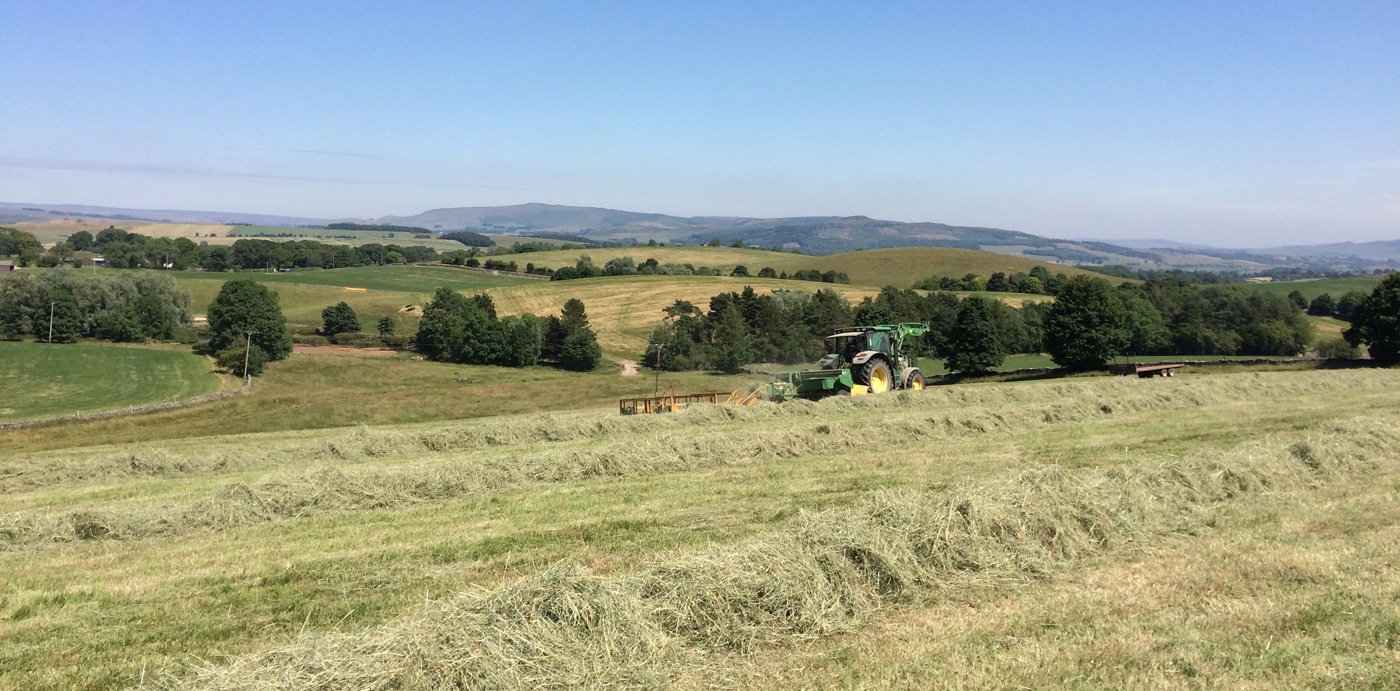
[2,1,1396,246]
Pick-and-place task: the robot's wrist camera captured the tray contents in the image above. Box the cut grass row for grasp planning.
[0,341,221,422]
[2,369,1396,688]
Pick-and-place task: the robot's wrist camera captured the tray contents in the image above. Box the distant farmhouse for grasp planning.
[0,259,14,274]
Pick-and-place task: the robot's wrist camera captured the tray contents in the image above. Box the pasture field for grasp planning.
[0,353,755,453]
[177,278,424,329]
[1239,275,1382,301]
[174,272,881,357]
[2,368,1399,689]
[0,341,221,422]
[485,246,1102,289]
[487,275,878,356]
[170,265,531,295]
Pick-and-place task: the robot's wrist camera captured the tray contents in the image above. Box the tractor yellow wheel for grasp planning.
[908,370,924,390]
[865,361,891,393]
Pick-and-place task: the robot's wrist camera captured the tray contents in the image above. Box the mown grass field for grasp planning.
[0,341,221,422]
[486,246,1102,289]
[2,368,1398,689]
[487,275,878,356]
[0,353,757,453]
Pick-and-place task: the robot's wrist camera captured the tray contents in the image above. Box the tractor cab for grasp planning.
[823,328,896,367]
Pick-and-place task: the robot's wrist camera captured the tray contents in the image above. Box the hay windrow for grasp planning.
[4,370,1395,547]
[4,368,1389,494]
[166,416,1400,690]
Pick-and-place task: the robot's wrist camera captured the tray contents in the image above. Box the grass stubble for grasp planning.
[1,369,1397,689]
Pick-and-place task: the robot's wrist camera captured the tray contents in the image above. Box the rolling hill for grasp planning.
[8,200,1395,272]
[494,245,1105,289]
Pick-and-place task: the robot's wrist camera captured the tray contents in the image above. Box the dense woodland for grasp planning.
[0,269,193,343]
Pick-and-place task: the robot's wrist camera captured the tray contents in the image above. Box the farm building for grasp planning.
[0,260,13,274]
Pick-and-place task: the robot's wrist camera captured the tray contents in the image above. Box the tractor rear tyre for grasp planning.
[856,359,892,394]
[905,369,925,390]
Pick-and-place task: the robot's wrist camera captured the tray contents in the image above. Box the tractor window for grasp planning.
[867,331,889,353]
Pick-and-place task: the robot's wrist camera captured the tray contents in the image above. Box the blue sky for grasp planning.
[1,1,1396,246]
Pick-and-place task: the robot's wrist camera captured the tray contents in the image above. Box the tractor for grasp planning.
[766,322,930,401]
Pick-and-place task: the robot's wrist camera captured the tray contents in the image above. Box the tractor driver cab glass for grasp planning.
[867,331,889,353]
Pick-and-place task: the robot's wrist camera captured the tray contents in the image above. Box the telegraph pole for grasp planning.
[48,301,55,343]
[242,330,259,380]
[648,342,666,395]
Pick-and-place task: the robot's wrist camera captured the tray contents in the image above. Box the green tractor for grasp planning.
[766,322,930,401]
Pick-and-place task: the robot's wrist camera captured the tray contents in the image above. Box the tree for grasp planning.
[730,264,750,277]
[1044,275,1128,369]
[1286,290,1308,311]
[207,279,292,360]
[216,335,269,376]
[944,297,1005,375]
[985,272,1009,293]
[68,230,94,251]
[1335,291,1369,322]
[560,298,591,334]
[709,304,753,373]
[499,315,544,367]
[376,316,396,335]
[1307,293,1336,316]
[706,238,721,247]
[321,302,361,337]
[1344,273,1400,364]
[559,330,601,371]
[1122,296,1169,354]
[35,285,82,343]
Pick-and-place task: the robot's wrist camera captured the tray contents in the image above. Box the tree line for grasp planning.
[29,227,451,271]
[0,269,193,343]
[641,273,1400,375]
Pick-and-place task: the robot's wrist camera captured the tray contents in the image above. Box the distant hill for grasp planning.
[0,201,327,227]
[1254,240,1400,263]
[5,200,1394,272]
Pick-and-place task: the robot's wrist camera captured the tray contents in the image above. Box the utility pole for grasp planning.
[47,301,55,343]
[242,330,260,380]
[648,342,666,395]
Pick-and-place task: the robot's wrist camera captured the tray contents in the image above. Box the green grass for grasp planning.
[168,265,532,294]
[1237,275,1382,301]
[0,341,220,422]
[2,369,1398,689]
[0,353,758,453]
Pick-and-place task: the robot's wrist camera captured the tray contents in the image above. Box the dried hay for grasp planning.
[163,416,1400,689]
[5,370,1396,548]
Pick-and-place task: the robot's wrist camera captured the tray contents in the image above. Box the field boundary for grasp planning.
[430,262,551,280]
[0,377,251,431]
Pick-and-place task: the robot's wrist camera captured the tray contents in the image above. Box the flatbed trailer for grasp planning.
[1108,362,1185,378]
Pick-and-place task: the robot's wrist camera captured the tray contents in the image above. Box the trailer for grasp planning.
[1108,362,1185,378]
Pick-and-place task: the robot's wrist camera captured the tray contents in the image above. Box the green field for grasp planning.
[3,368,1398,689]
[0,341,221,422]
[1237,275,1382,301]
[170,265,532,294]
[0,353,756,453]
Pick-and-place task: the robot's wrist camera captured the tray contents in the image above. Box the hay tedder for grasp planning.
[764,321,930,401]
